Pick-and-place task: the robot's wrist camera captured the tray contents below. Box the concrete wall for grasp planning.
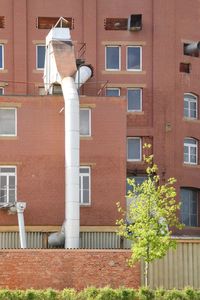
[0,250,140,290]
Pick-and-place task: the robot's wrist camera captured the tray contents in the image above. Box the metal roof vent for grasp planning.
[128,14,142,31]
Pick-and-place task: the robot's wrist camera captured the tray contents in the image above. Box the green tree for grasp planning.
[117,144,183,287]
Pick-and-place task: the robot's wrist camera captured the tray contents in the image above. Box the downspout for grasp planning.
[16,202,27,248]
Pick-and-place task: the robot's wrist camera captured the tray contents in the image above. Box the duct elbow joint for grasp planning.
[184,42,200,55]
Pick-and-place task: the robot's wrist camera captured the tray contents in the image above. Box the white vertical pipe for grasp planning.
[16,202,27,249]
[61,77,80,249]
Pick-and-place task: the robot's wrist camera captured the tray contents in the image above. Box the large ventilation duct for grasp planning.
[184,42,200,55]
[74,65,93,89]
[44,18,92,249]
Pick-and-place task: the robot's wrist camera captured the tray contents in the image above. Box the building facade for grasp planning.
[0,0,200,246]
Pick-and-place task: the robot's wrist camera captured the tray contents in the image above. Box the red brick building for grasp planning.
[0,0,200,246]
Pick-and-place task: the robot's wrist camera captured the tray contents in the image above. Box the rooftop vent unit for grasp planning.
[128,14,142,31]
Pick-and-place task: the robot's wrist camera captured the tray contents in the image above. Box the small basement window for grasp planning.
[180,63,190,73]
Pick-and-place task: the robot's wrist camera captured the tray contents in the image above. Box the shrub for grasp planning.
[184,287,198,300]
[115,287,137,300]
[95,287,118,300]
[60,288,77,300]
[0,287,200,300]
[137,287,155,300]
[154,288,166,300]
[78,287,100,300]
[164,289,187,300]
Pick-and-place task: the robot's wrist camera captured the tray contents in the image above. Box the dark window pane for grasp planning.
[83,190,89,204]
[0,45,3,69]
[181,188,198,227]
[128,89,141,111]
[37,45,45,69]
[80,168,89,174]
[190,215,197,227]
[106,89,120,96]
[80,109,90,136]
[0,109,15,135]
[128,138,141,160]
[127,47,141,70]
[106,47,119,70]
[83,176,89,189]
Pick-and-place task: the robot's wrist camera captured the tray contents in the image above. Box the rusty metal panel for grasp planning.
[0,17,5,28]
[104,18,128,30]
[37,17,74,30]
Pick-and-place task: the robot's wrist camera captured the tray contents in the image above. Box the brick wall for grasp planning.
[0,250,140,290]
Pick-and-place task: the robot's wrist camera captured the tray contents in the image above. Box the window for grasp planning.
[80,108,91,136]
[0,167,16,205]
[127,88,142,111]
[184,93,198,119]
[106,88,120,97]
[127,137,142,161]
[184,138,198,165]
[38,87,45,96]
[127,46,142,71]
[0,44,4,69]
[180,63,190,73]
[105,46,120,70]
[79,167,90,205]
[126,176,147,194]
[126,175,147,221]
[184,43,199,57]
[36,45,45,69]
[0,87,4,95]
[0,108,16,136]
[181,188,198,226]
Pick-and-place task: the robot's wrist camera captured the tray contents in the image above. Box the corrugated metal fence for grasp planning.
[0,231,131,249]
[141,240,200,289]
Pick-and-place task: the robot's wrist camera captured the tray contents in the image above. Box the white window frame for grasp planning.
[80,108,91,137]
[36,44,45,70]
[184,93,198,119]
[127,88,142,112]
[0,108,17,137]
[0,87,4,95]
[127,137,142,161]
[105,46,121,71]
[79,166,91,205]
[0,44,4,70]
[184,137,198,165]
[106,88,120,97]
[126,46,142,71]
[0,166,17,205]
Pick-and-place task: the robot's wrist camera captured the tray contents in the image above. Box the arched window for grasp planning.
[184,93,198,119]
[184,137,198,164]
